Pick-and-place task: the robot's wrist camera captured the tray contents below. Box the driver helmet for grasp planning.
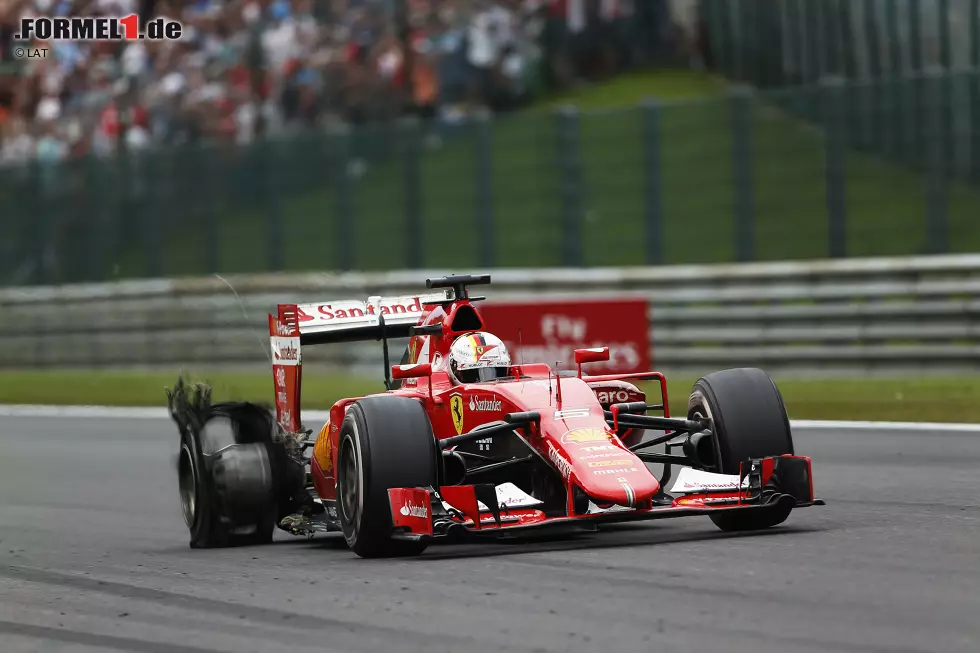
[448,332,511,383]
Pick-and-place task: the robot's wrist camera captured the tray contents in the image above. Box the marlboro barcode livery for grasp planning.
[166,274,821,557]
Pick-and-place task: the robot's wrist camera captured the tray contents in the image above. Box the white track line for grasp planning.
[791,419,980,432]
[0,405,977,432]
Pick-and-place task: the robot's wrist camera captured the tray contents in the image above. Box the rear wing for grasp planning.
[268,291,452,433]
[290,291,451,345]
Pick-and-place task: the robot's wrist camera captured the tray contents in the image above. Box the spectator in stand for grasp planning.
[0,0,678,166]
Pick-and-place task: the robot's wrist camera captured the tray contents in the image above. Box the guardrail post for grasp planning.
[730,86,756,262]
[474,113,495,268]
[330,124,355,271]
[402,116,423,269]
[822,76,847,258]
[641,99,664,265]
[925,68,950,254]
[555,106,584,267]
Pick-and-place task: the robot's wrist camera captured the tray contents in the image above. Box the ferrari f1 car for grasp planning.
[167,274,821,557]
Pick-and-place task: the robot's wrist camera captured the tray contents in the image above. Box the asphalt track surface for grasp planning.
[1,416,978,653]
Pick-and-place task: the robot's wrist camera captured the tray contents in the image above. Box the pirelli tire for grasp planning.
[336,396,439,558]
[177,404,281,548]
[687,368,795,532]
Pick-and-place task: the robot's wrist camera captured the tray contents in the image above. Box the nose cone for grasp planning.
[559,438,660,507]
[583,466,660,507]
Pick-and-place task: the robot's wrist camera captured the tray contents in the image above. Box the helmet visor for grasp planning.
[457,366,511,384]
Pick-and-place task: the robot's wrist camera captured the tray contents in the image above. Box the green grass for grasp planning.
[536,69,731,110]
[2,370,978,423]
[75,68,980,282]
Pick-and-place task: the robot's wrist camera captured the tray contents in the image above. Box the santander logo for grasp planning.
[469,396,502,412]
[400,503,428,518]
[272,336,300,364]
[548,443,574,480]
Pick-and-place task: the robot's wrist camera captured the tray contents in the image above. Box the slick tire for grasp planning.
[687,368,794,532]
[337,396,439,558]
[178,413,277,548]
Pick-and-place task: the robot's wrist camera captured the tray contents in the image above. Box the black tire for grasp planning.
[336,396,439,558]
[178,413,277,548]
[687,368,794,532]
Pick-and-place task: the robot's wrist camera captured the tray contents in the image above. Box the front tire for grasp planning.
[337,396,439,558]
[687,368,794,532]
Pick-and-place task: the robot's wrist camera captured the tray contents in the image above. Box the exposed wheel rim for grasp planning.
[688,393,721,472]
[339,435,360,529]
[178,442,197,528]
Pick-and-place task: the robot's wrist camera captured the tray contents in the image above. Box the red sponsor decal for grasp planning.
[597,389,629,403]
[479,298,650,374]
[388,488,433,535]
[269,314,302,433]
[296,297,426,322]
[273,339,299,362]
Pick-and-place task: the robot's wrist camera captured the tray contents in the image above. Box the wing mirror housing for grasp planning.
[574,347,610,377]
[391,363,432,380]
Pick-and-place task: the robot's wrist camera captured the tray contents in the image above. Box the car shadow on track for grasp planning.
[267,521,823,561]
[413,523,823,562]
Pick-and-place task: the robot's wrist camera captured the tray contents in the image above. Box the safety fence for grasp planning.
[703,0,980,88]
[3,253,980,377]
[4,66,980,287]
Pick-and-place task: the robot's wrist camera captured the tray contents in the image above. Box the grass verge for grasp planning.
[1,370,977,423]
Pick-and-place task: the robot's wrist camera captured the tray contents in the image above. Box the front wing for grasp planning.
[387,455,822,543]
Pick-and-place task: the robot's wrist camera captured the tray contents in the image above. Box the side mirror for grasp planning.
[391,363,432,380]
[574,347,610,377]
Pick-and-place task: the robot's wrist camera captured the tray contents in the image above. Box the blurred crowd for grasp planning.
[0,0,682,167]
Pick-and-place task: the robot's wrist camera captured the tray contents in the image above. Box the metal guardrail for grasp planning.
[2,254,980,376]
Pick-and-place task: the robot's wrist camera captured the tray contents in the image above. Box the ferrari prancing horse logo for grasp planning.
[451,395,464,434]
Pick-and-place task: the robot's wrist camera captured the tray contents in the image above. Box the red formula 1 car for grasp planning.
[167,274,822,557]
